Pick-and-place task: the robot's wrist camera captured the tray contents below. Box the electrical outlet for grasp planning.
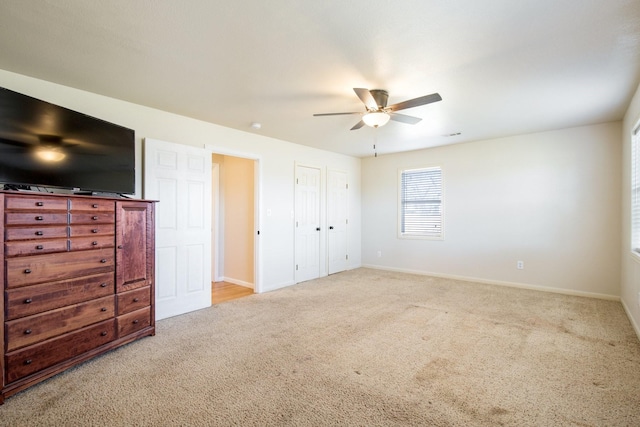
[377,251,382,258]
[517,260,524,270]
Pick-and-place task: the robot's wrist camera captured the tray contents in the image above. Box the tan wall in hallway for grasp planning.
[216,155,254,286]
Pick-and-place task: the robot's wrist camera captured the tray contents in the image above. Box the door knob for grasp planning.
[329,226,334,230]
[316,227,320,231]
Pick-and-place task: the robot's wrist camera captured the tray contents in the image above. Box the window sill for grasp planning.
[398,234,444,241]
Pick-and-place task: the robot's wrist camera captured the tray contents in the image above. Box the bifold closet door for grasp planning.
[295,165,321,283]
[327,170,348,275]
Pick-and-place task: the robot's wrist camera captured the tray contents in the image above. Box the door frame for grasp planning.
[212,163,222,282]
[205,145,262,293]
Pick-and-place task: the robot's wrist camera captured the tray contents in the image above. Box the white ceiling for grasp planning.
[0,0,639,157]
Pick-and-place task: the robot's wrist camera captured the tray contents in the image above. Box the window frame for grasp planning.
[631,121,640,260]
[397,165,444,240]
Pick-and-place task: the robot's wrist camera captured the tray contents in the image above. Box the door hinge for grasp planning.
[346,183,348,189]
[346,254,349,260]
[296,178,299,184]
[296,265,298,271]
[346,219,348,224]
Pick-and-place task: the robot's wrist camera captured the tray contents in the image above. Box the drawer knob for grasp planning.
[24,298,32,304]
[100,283,108,288]
[133,319,139,324]
[92,216,99,220]
[101,331,108,336]
[101,307,108,312]
[24,269,32,274]
[24,329,32,335]
[36,245,44,250]
[92,229,98,233]
[100,259,107,263]
[117,245,123,249]
[35,231,43,236]
[92,204,99,208]
[35,216,43,221]
[133,298,139,302]
[25,359,32,365]
[36,202,43,207]
[92,241,98,246]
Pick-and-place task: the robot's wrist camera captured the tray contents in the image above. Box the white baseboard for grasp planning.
[361,264,620,301]
[261,280,295,293]
[222,277,253,289]
[621,298,640,342]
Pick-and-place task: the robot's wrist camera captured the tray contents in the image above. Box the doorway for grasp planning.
[211,153,258,303]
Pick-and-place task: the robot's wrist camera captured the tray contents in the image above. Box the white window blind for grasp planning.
[400,166,443,238]
[632,125,640,255]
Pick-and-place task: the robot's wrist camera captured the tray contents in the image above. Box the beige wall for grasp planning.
[221,156,255,286]
[362,122,622,298]
[622,82,640,337]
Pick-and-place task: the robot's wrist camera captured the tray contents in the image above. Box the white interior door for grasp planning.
[295,165,321,283]
[328,169,348,274]
[144,138,212,320]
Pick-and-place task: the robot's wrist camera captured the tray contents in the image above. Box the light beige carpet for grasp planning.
[1,268,639,426]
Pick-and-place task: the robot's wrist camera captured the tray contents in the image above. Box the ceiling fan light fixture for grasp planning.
[35,147,65,162]
[362,111,390,128]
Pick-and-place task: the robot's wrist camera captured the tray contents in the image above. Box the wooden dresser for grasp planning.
[0,191,155,404]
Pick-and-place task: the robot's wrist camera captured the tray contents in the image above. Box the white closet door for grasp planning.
[295,165,321,283]
[328,169,348,274]
[144,138,212,320]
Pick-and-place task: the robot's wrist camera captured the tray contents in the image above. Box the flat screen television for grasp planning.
[0,86,135,195]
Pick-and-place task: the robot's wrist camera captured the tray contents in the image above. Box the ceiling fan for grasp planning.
[313,88,442,130]
[0,133,81,162]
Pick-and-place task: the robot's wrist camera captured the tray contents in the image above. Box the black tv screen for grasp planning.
[0,86,135,194]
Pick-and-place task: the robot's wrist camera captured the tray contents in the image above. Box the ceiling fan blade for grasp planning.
[389,113,422,125]
[0,137,29,147]
[350,120,365,130]
[353,88,379,111]
[387,93,442,112]
[313,112,361,116]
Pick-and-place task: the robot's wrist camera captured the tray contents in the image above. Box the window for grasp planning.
[399,166,443,239]
[632,125,640,255]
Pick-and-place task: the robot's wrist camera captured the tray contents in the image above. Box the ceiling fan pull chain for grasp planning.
[374,131,378,157]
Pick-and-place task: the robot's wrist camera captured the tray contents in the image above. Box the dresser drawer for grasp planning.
[5,272,115,320]
[5,212,68,226]
[117,286,150,315]
[5,295,115,351]
[5,319,116,384]
[5,196,68,211]
[5,226,68,241]
[69,235,114,251]
[5,238,68,257]
[69,199,115,212]
[69,224,115,237]
[69,212,115,225]
[6,248,114,288]
[117,306,151,337]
